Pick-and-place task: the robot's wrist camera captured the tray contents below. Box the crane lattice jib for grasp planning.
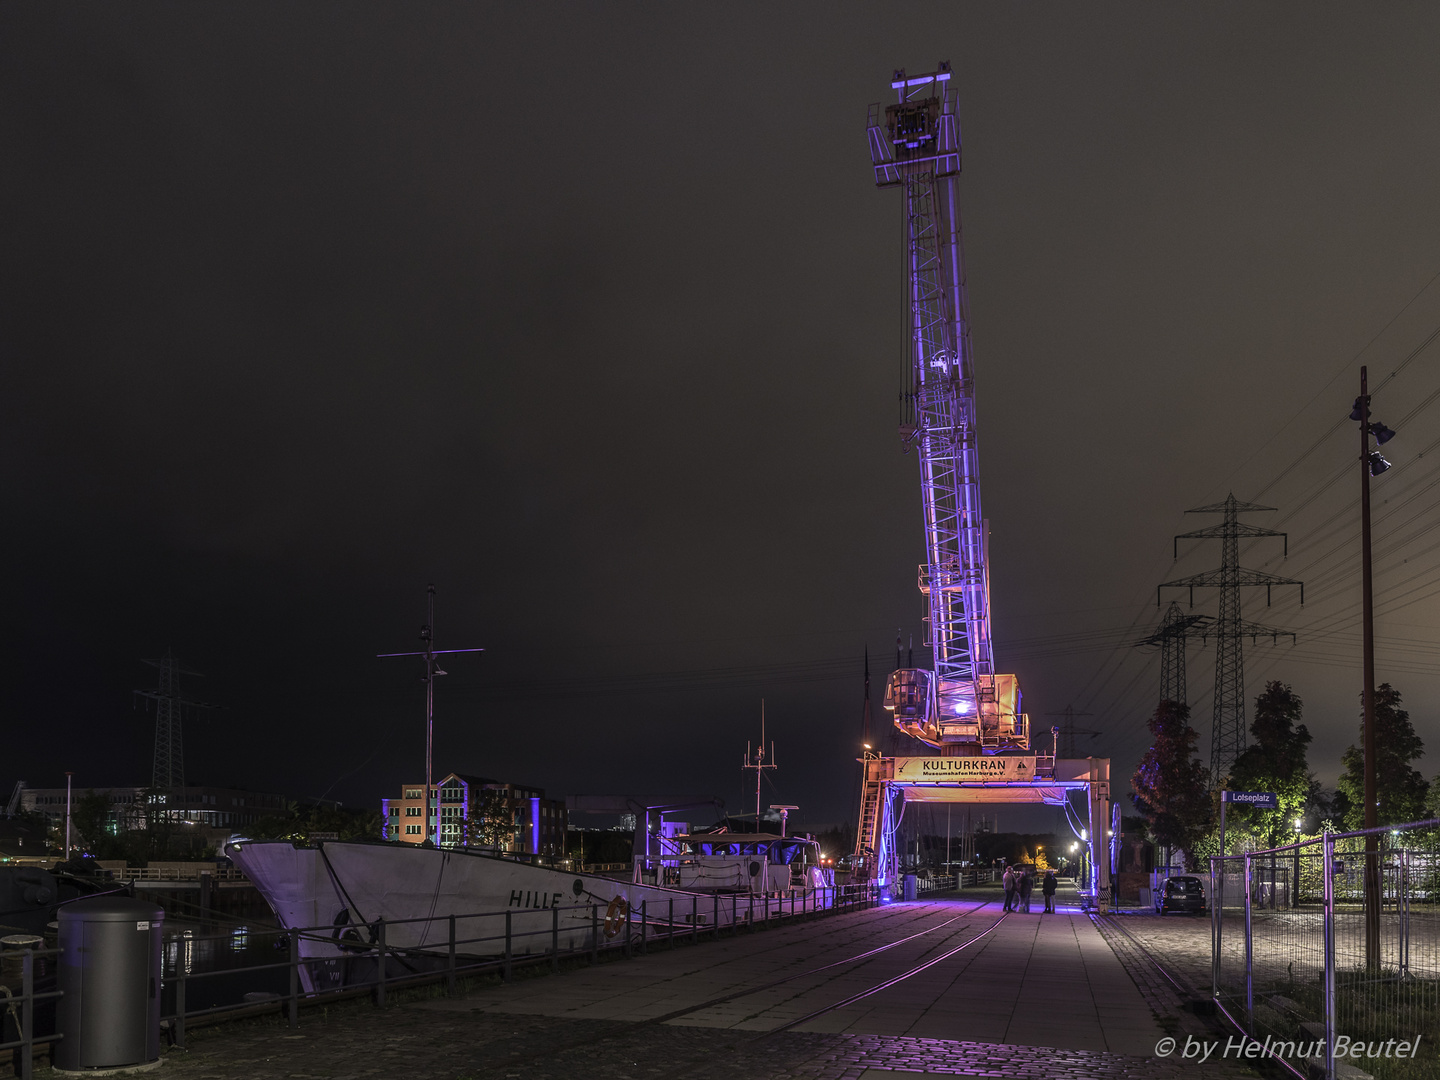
[869,66,996,733]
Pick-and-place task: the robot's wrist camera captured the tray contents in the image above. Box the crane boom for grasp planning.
[868,63,1028,753]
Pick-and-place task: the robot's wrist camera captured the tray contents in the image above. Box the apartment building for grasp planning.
[381,772,566,856]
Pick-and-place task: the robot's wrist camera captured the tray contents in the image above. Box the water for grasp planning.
[161,918,290,1014]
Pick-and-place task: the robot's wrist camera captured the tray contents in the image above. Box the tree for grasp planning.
[247,802,384,843]
[1227,682,1314,846]
[462,789,513,848]
[1337,683,1429,829]
[1131,700,1213,869]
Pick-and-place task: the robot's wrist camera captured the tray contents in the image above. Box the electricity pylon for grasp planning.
[136,650,213,794]
[1158,494,1301,780]
[1137,601,1211,709]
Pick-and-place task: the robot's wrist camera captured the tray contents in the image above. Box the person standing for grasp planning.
[1002,865,1016,912]
[1042,869,1057,913]
[1019,867,1034,913]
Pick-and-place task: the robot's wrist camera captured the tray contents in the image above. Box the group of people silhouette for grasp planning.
[1002,864,1058,913]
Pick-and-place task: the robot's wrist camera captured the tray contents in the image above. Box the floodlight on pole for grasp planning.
[1354,365,1397,971]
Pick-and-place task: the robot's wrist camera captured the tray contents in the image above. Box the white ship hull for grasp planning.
[225,838,836,993]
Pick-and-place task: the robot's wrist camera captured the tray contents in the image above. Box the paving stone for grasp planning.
[36,891,1261,1079]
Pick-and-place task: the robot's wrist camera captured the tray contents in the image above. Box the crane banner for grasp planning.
[893,756,1038,783]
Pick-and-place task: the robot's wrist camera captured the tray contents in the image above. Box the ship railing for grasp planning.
[140,882,881,1052]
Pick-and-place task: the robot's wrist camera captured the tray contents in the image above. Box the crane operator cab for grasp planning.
[883,670,1030,752]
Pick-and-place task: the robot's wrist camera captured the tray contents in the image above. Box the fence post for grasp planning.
[289,931,300,1028]
[623,903,631,958]
[1399,847,1410,975]
[731,894,737,936]
[1210,857,1220,1002]
[552,905,560,973]
[713,893,719,941]
[1323,831,1336,1080]
[640,900,648,954]
[376,919,387,1008]
[691,897,697,944]
[590,903,598,964]
[668,898,674,950]
[504,911,512,982]
[447,915,457,995]
[20,949,33,1080]
[175,965,187,1049]
[1243,851,1253,1035]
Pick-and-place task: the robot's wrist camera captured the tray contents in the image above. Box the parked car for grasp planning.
[1156,874,1208,915]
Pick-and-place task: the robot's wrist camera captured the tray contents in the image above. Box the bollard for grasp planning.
[504,911,512,981]
[591,904,598,963]
[668,899,674,950]
[552,905,559,972]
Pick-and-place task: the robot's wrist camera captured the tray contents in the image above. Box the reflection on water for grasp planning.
[161,918,288,1013]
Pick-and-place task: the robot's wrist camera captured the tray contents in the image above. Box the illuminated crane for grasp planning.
[868,62,1028,753]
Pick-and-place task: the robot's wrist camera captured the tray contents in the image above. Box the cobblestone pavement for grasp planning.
[77,1003,1261,1080]
[1092,914,1215,1041]
[1097,911,1214,997]
[32,898,1264,1080]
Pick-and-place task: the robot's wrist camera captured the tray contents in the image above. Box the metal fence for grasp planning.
[0,946,62,1080]
[1212,818,1439,1080]
[1,884,877,1078]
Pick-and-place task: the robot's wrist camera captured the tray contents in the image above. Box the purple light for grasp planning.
[530,796,540,854]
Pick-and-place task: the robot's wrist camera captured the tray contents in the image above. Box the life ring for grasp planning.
[602,895,629,938]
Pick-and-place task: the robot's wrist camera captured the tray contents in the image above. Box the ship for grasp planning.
[225,826,836,993]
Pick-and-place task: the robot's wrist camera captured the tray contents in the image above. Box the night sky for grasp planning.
[5,5,1440,833]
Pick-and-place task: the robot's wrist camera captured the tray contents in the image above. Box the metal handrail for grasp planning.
[0,945,65,1080]
[159,883,880,1047]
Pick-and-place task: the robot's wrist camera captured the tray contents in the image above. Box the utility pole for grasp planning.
[742,701,777,830]
[378,585,484,847]
[64,771,73,860]
[1353,366,1397,971]
[1159,496,1302,780]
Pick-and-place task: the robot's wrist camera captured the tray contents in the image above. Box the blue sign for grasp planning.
[1223,790,1278,809]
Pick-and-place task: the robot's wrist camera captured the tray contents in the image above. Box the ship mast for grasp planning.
[378,585,484,845]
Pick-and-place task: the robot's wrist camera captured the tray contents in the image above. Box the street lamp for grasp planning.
[1354,366,1396,971]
